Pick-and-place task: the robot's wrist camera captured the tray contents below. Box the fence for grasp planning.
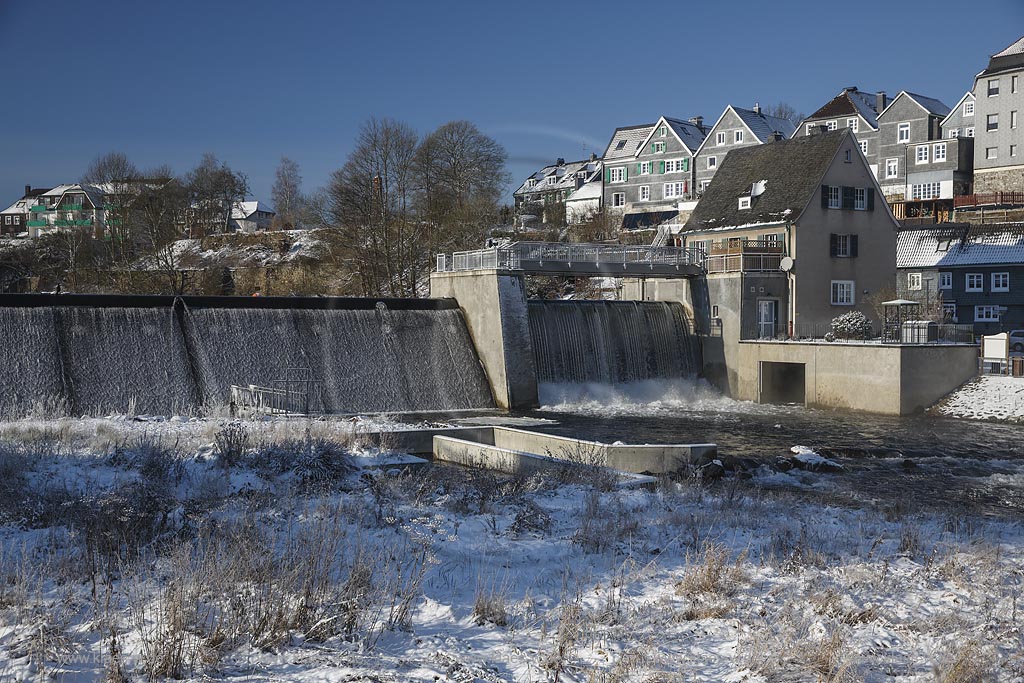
[954,192,1024,208]
[229,367,324,416]
[436,241,702,272]
[744,321,975,344]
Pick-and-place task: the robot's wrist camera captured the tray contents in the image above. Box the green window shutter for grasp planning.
[659,161,666,174]
[683,158,689,172]
[624,167,628,180]
[605,169,611,182]
[637,163,642,175]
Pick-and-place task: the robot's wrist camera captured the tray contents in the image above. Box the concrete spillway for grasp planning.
[0,294,494,416]
[527,300,700,385]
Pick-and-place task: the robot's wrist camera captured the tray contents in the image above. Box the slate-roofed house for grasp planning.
[693,105,796,195]
[1,185,51,237]
[797,86,885,172]
[941,92,977,140]
[600,116,707,231]
[24,184,108,238]
[514,156,603,226]
[682,129,898,393]
[875,91,950,197]
[231,200,276,232]
[970,35,1024,193]
[897,224,1024,334]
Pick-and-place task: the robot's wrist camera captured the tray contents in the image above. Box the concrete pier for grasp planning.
[429,270,538,410]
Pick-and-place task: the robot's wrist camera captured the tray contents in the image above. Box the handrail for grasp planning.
[437,241,703,272]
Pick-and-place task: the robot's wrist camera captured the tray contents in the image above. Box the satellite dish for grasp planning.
[780,256,794,272]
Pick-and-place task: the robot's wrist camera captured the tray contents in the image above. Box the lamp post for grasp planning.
[923,277,933,319]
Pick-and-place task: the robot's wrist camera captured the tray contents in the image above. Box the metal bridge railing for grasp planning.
[435,241,703,273]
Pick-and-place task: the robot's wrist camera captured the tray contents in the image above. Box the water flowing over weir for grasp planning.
[0,295,494,416]
[527,300,700,385]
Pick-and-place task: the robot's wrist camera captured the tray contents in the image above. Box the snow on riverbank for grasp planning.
[934,375,1024,422]
[0,423,1021,681]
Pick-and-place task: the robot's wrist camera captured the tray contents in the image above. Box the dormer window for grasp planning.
[738,196,751,210]
[615,139,627,150]
[547,176,557,185]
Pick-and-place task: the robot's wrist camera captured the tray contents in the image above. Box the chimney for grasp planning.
[845,85,858,92]
[809,124,829,136]
[876,90,887,113]
[753,102,762,115]
[556,157,565,166]
[24,185,31,196]
[769,132,784,142]
[590,152,597,162]
[688,116,704,130]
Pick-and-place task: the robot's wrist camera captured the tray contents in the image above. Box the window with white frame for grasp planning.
[908,273,922,290]
[609,167,626,183]
[611,192,625,207]
[640,161,651,174]
[988,78,1000,97]
[965,127,975,137]
[1014,75,1020,94]
[948,128,960,138]
[898,123,910,142]
[707,156,717,169]
[847,118,858,131]
[653,142,665,153]
[987,113,999,131]
[699,180,710,193]
[987,147,998,160]
[939,272,952,289]
[933,142,947,162]
[854,188,867,210]
[663,182,687,198]
[943,303,957,321]
[738,196,751,210]
[966,273,983,291]
[992,272,1009,292]
[831,280,855,305]
[844,149,852,163]
[916,145,929,164]
[716,132,726,145]
[639,185,650,201]
[1012,111,1018,129]
[826,120,838,131]
[975,305,1000,322]
[659,126,667,137]
[806,123,816,136]
[964,100,974,116]
[734,130,744,143]
[859,140,868,155]
[665,159,688,173]
[911,183,942,200]
[828,185,841,209]
[1012,144,1018,157]
[886,158,899,178]
[834,233,851,257]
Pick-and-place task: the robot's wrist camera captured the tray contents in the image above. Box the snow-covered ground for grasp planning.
[0,419,1021,682]
[934,375,1024,422]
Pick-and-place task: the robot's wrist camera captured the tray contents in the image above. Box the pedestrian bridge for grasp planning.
[435,241,704,278]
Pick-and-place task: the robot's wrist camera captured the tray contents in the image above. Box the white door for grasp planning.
[758,300,777,338]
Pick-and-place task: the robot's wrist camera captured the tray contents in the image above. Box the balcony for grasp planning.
[704,240,784,273]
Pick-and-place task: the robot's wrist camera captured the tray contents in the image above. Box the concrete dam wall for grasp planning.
[0,294,495,416]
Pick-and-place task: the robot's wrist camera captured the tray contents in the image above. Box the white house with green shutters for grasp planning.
[601,115,708,231]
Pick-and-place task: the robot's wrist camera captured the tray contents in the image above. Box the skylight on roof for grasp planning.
[615,140,627,150]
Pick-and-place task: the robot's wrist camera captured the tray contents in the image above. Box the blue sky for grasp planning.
[1,0,1021,207]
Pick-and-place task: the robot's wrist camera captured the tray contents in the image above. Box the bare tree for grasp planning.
[184,153,249,237]
[764,102,805,125]
[271,156,304,229]
[134,178,191,293]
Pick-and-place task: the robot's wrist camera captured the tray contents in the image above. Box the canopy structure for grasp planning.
[881,299,921,342]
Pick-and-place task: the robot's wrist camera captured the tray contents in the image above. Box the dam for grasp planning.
[0,294,495,416]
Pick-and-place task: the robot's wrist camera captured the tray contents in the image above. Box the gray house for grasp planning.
[875,91,950,201]
[682,129,898,394]
[514,156,603,226]
[693,105,795,195]
[796,87,884,174]
[601,116,707,231]
[971,35,1024,193]
[897,224,1024,335]
[941,91,977,140]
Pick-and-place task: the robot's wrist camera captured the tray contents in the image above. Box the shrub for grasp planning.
[213,422,249,471]
[829,311,874,340]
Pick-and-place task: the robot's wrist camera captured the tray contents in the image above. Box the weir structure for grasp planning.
[431,241,708,410]
[0,293,495,416]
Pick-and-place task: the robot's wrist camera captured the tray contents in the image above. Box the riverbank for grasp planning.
[0,421,1021,681]
[932,374,1024,422]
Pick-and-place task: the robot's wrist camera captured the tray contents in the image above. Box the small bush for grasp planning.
[830,311,874,340]
[254,436,354,491]
[213,422,249,471]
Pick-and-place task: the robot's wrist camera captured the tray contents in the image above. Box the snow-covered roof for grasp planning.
[897,227,1024,268]
[566,181,602,202]
[801,88,882,131]
[880,91,950,119]
[602,124,656,161]
[732,106,797,142]
[231,200,275,220]
[993,35,1024,58]
[514,159,601,197]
